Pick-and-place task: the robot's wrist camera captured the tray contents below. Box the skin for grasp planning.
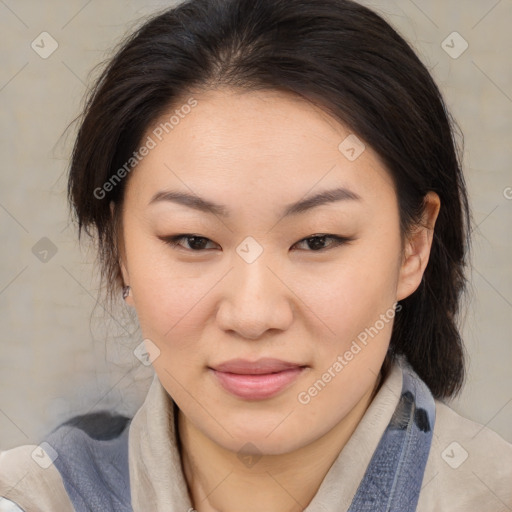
[116,88,440,512]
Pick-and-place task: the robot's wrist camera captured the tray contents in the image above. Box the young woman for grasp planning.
[1,0,511,510]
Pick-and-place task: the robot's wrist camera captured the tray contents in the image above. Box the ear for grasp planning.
[396,191,441,301]
[111,201,133,306]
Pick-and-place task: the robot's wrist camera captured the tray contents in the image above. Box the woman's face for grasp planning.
[118,88,436,455]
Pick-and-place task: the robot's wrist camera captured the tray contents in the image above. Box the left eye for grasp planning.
[292,234,352,251]
[160,234,352,252]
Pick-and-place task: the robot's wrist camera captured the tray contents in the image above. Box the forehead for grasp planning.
[125,88,396,213]
[148,88,357,164]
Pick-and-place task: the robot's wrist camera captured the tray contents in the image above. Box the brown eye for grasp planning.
[160,234,219,251]
[292,234,352,252]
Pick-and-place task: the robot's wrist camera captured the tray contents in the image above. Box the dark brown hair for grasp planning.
[67,0,472,399]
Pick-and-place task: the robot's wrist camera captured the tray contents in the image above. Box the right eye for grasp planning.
[159,234,220,252]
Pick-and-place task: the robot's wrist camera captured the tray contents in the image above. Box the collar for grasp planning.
[128,360,403,511]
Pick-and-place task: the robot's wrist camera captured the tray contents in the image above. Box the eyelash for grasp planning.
[160,233,353,253]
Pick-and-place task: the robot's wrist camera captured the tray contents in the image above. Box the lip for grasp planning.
[211,357,306,374]
[209,358,307,400]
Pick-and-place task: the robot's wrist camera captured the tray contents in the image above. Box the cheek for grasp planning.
[133,271,212,385]
[123,229,215,345]
[295,243,400,348]
[134,272,213,344]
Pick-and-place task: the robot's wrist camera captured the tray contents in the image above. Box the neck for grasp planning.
[176,371,383,512]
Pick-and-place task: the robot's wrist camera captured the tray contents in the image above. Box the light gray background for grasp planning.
[0,0,511,450]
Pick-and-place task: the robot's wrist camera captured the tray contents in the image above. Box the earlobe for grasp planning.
[111,200,133,306]
[119,253,135,307]
[396,191,441,301]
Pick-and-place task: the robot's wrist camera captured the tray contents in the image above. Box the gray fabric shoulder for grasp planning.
[0,412,132,512]
[0,443,75,512]
[45,412,132,511]
[417,399,512,511]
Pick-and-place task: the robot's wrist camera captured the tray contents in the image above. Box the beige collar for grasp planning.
[128,361,403,511]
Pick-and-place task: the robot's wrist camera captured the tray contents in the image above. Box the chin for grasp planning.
[218,422,309,456]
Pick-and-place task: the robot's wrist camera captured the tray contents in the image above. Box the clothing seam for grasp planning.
[384,369,415,512]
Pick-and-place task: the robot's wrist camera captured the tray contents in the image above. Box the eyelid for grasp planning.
[159,234,219,251]
[159,233,354,253]
[291,234,354,251]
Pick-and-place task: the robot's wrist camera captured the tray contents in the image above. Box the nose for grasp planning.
[215,252,294,340]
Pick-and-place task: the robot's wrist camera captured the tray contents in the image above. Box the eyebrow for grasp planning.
[148,186,361,218]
